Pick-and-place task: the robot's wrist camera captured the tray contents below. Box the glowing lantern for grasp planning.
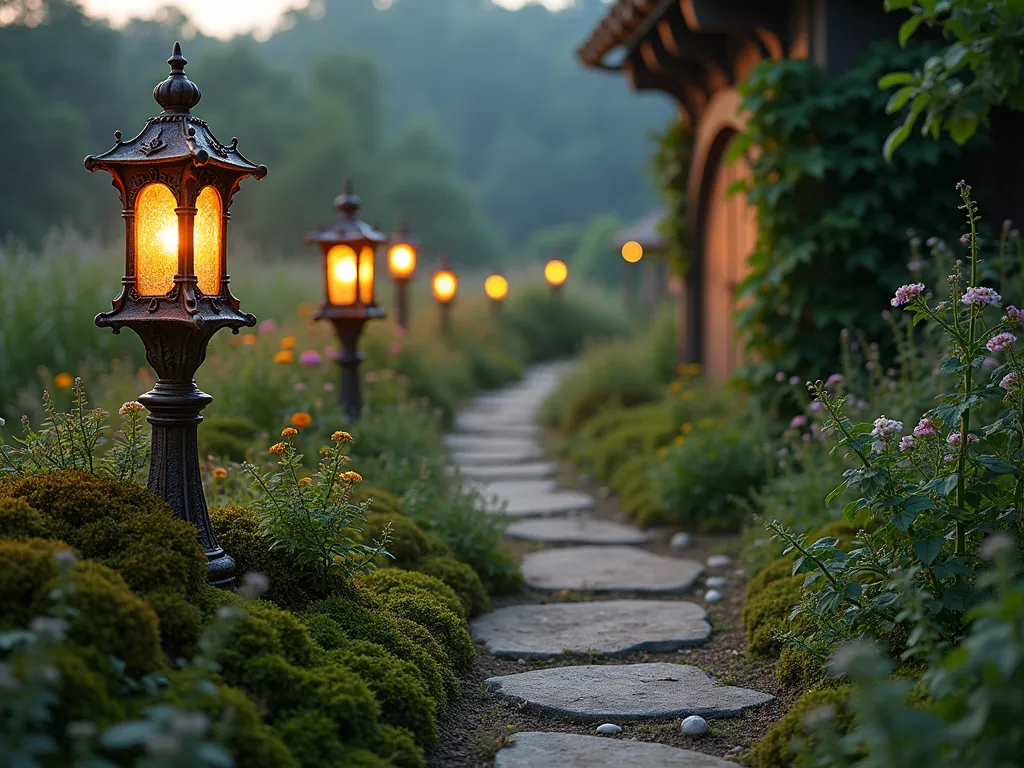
[621,240,643,263]
[544,258,568,290]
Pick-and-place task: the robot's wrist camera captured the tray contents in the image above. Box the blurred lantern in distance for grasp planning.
[544,257,568,293]
[621,240,643,263]
[484,273,508,302]
[431,258,457,336]
[387,221,418,330]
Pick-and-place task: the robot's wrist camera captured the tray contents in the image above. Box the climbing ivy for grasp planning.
[649,120,692,276]
[728,42,965,388]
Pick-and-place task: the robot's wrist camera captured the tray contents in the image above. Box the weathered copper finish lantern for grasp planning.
[84,42,267,586]
[304,180,387,422]
[386,221,418,331]
[431,258,458,337]
[544,256,568,294]
[484,272,508,320]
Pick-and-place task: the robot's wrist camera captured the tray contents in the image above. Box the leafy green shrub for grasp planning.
[0,497,51,538]
[0,538,161,674]
[754,685,854,768]
[652,423,768,531]
[199,415,259,462]
[0,469,205,649]
[356,510,448,565]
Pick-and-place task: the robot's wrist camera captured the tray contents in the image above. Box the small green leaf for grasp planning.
[898,14,925,47]
[913,535,945,565]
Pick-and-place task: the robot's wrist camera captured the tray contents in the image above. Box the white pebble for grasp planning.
[706,576,729,588]
[596,723,622,735]
[729,745,746,754]
[706,554,732,568]
[733,568,746,577]
[670,532,693,549]
[704,589,723,603]
[517,658,527,665]
[681,715,708,735]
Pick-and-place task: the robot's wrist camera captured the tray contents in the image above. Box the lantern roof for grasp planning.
[84,42,267,180]
[305,180,388,247]
[388,219,420,248]
[612,209,666,251]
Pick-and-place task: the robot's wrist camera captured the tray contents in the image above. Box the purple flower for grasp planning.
[775,371,786,382]
[825,373,843,387]
[899,435,915,453]
[961,286,1002,306]
[789,376,800,386]
[960,234,971,245]
[1006,306,1024,324]
[299,349,323,367]
[776,447,789,458]
[907,260,925,272]
[871,416,903,438]
[926,236,939,247]
[944,453,956,463]
[1000,372,1018,391]
[294,382,306,391]
[790,415,808,428]
[323,381,335,392]
[956,180,971,193]
[913,416,936,437]
[258,319,278,335]
[983,357,999,368]
[946,432,979,446]
[986,332,1017,353]
[891,283,926,307]
[323,346,341,361]
[809,401,823,412]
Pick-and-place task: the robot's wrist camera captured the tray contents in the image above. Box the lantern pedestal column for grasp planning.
[117,318,245,586]
[394,278,410,331]
[328,316,369,423]
[439,302,452,337]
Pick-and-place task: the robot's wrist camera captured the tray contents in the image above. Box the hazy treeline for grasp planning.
[0,0,670,274]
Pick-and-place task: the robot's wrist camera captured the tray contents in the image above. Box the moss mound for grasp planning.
[373,592,474,671]
[358,568,465,620]
[754,685,854,768]
[0,538,162,674]
[742,575,804,657]
[414,554,490,617]
[776,645,825,689]
[0,470,206,649]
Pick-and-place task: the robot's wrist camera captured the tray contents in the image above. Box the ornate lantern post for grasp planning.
[304,180,387,423]
[544,255,568,295]
[484,272,508,320]
[386,221,418,332]
[431,259,458,337]
[84,42,267,586]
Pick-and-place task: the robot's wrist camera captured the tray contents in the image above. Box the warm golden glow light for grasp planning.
[544,259,568,286]
[358,246,375,305]
[135,183,178,296]
[194,186,223,295]
[432,270,457,303]
[387,243,416,279]
[327,245,358,305]
[621,240,643,263]
[484,274,508,302]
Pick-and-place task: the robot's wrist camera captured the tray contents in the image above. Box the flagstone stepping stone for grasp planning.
[451,445,544,465]
[452,415,541,436]
[522,546,703,592]
[445,435,541,454]
[505,517,651,545]
[478,479,560,499]
[485,663,773,721]
[494,732,737,768]
[501,489,595,518]
[471,600,710,658]
[456,462,559,482]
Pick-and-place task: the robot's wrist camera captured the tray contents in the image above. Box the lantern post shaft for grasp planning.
[394,278,410,331]
[330,317,367,423]
[439,302,452,337]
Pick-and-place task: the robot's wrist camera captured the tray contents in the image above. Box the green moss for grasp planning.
[302,612,348,650]
[355,486,404,517]
[358,568,465,620]
[50,644,126,732]
[0,497,51,539]
[0,470,206,650]
[742,575,803,657]
[745,557,796,604]
[754,686,854,768]
[0,538,162,675]
[374,592,474,671]
[414,554,490,617]
[209,505,307,608]
[302,594,455,713]
[331,640,438,748]
[776,645,825,689]
[358,511,436,565]
[369,724,425,768]
[199,415,259,462]
[275,711,345,767]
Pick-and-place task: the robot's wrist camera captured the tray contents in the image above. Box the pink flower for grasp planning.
[961,286,1002,306]
[790,415,808,428]
[323,381,335,392]
[294,382,307,391]
[323,346,341,361]
[913,416,936,437]
[775,371,786,382]
[776,447,789,458]
[299,349,323,367]
[1000,372,1018,390]
[388,342,403,356]
[809,401,823,412]
[825,373,843,387]
[987,332,1017,353]
[983,357,999,368]
[788,376,800,386]
[891,283,926,307]
[1005,306,1024,324]
[871,416,903,438]
[899,435,915,453]
[946,432,979,446]
[258,319,278,335]
[944,453,956,463]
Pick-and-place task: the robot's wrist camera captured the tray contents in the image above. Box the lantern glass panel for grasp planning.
[388,243,416,279]
[485,274,508,301]
[432,270,457,303]
[194,186,223,295]
[135,183,178,296]
[358,246,374,305]
[327,245,358,305]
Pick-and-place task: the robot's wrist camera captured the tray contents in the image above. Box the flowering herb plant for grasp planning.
[766,182,1024,663]
[242,429,391,592]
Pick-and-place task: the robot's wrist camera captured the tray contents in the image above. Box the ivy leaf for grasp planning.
[932,558,973,579]
[975,455,1016,474]
[940,356,963,374]
[913,535,945,565]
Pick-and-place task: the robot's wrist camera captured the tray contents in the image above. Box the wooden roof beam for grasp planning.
[680,0,787,60]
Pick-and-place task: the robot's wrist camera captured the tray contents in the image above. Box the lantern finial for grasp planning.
[153,41,202,114]
[334,179,362,216]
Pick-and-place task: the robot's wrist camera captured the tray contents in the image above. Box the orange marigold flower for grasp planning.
[297,303,313,318]
[281,427,298,437]
[280,336,297,350]
[339,471,362,483]
[299,476,313,487]
[290,412,312,429]
[269,442,287,454]
[273,350,293,364]
[54,372,74,389]
[212,467,228,479]
[331,430,354,443]
[243,335,257,346]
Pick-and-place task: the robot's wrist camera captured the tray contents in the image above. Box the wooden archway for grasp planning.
[685,87,757,381]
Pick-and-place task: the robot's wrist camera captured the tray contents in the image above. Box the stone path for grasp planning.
[443,363,772,766]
